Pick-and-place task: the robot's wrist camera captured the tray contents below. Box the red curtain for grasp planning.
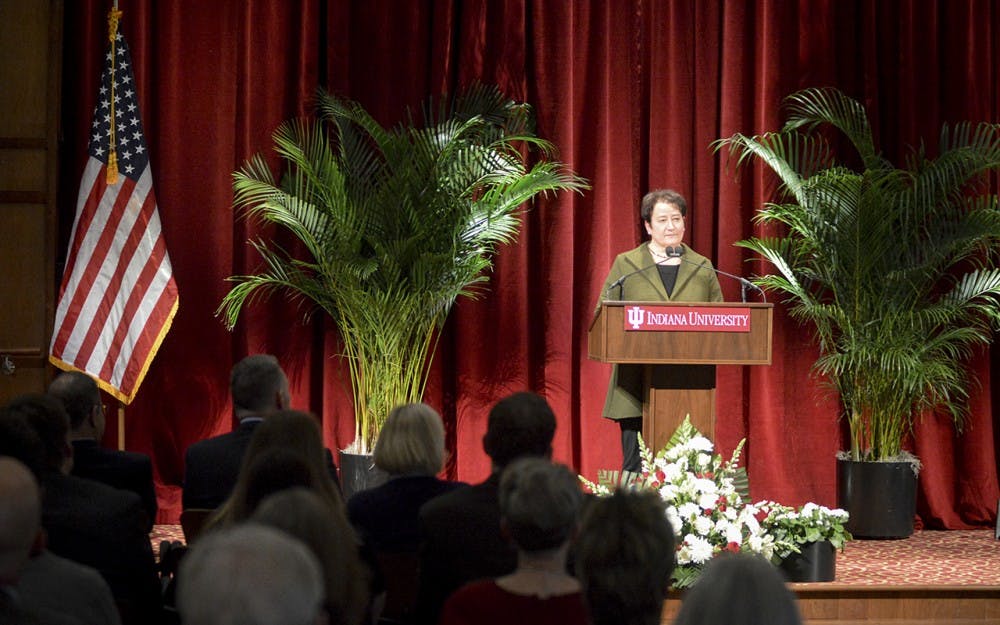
[60,0,1000,527]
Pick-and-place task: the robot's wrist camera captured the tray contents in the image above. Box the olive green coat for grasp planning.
[596,243,724,420]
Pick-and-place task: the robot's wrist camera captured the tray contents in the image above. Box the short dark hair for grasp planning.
[47,371,100,430]
[0,409,47,477]
[482,392,556,468]
[2,394,70,472]
[499,458,583,552]
[230,354,286,413]
[574,490,677,625]
[640,188,687,222]
[672,553,803,625]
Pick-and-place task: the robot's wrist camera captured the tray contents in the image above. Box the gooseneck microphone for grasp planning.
[606,263,661,300]
[664,246,766,303]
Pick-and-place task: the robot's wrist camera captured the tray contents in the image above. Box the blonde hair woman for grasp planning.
[347,402,464,552]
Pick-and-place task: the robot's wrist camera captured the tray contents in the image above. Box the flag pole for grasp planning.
[118,403,126,451]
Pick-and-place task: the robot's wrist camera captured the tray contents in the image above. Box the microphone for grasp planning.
[606,263,660,300]
[664,246,766,303]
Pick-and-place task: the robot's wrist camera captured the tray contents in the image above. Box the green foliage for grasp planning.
[218,84,588,452]
[715,87,1000,461]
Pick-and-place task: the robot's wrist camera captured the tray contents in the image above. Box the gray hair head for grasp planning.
[177,524,324,625]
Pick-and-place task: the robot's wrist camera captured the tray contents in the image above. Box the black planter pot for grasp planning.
[779,540,836,582]
[836,458,916,539]
[339,451,388,500]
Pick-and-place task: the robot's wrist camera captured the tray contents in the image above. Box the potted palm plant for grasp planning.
[715,87,1000,537]
[217,84,587,494]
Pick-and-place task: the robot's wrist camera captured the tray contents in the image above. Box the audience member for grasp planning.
[176,524,325,625]
[0,456,121,625]
[184,354,344,510]
[203,410,345,532]
[182,354,290,509]
[416,391,557,625]
[348,402,464,553]
[0,457,40,620]
[439,457,587,625]
[574,490,676,625]
[1,394,162,625]
[672,553,803,625]
[48,371,158,528]
[252,488,371,625]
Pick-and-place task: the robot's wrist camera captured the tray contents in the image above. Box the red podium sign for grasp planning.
[623,305,752,332]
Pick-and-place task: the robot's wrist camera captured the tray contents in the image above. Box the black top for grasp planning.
[656,263,679,296]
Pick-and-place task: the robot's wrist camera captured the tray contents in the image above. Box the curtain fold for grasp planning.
[59,0,999,527]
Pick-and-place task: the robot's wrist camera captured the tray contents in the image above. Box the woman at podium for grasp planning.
[596,189,723,472]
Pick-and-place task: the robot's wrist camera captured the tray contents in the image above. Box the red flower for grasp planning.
[725,542,740,553]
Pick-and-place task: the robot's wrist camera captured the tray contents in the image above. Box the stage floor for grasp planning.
[831,530,1000,586]
[152,526,1000,585]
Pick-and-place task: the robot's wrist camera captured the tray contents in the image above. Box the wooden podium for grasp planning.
[588,301,773,451]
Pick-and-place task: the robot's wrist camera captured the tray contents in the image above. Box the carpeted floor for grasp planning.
[831,529,1000,586]
[151,526,1000,586]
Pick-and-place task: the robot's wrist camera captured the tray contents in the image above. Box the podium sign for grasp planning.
[589,301,773,450]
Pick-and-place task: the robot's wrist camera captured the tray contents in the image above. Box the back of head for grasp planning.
[2,394,70,473]
[574,490,676,625]
[177,523,324,625]
[482,392,556,468]
[252,488,370,625]
[243,448,315,514]
[0,457,41,584]
[207,410,341,530]
[47,371,100,431]
[499,458,582,552]
[230,354,288,415]
[673,553,802,625]
[0,411,47,478]
[373,402,446,476]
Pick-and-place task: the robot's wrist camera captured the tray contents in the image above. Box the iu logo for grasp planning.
[627,306,644,329]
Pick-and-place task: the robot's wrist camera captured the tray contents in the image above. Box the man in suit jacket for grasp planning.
[1,394,162,625]
[597,189,724,472]
[183,354,341,511]
[415,391,557,625]
[182,354,292,510]
[48,371,157,529]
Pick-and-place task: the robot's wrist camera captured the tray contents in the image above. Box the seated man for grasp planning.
[416,391,557,625]
[1,395,162,625]
[48,371,157,528]
[0,456,120,625]
[177,524,325,625]
[184,354,339,510]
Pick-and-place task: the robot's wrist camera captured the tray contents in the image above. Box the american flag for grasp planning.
[49,13,178,404]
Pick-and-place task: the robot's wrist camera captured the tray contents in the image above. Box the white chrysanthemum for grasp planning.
[693,515,714,536]
[684,534,714,564]
[687,436,714,452]
[678,502,700,520]
[661,462,683,483]
[696,453,711,467]
[675,544,693,565]
[724,506,738,521]
[658,483,679,502]
[725,522,743,545]
[665,507,683,537]
[697,492,718,510]
[693,478,717,495]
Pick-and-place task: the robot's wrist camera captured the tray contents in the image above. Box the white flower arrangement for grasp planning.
[756,500,852,560]
[581,416,850,588]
